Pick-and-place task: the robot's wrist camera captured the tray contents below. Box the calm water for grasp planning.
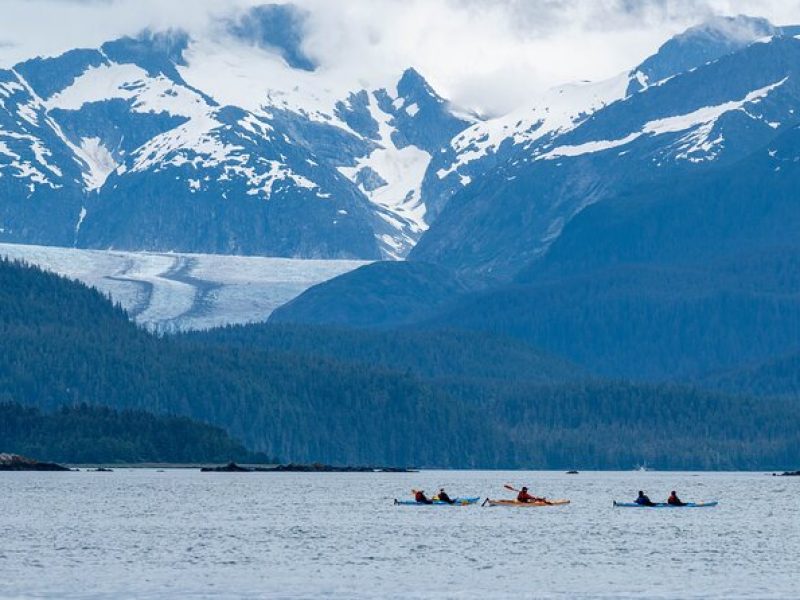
[0,470,797,599]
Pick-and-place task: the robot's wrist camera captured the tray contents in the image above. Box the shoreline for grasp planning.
[3,465,796,474]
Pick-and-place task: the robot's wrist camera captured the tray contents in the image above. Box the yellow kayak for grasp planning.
[484,498,570,507]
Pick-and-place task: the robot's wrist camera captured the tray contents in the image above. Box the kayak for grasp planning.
[394,497,480,506]
[484,499,570,507]
[613,501,718,508]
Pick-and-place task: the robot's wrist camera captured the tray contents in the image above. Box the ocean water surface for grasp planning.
[0,470,797,598]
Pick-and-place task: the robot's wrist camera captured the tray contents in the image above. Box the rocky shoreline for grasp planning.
[773,470,800,477]
[0,453,71,471]
[200,462,415,473]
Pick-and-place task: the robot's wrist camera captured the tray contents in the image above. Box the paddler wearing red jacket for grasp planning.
[414,490,433,504]
[516,487,545,503]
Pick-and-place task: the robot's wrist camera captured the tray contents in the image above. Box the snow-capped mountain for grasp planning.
[419,15,790,222]
[0,4,473,259]
[411,17,800,277]
[271,16,800,383]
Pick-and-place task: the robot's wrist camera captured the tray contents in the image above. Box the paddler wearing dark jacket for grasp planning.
[437,488,455,504]
[635,490,656,506]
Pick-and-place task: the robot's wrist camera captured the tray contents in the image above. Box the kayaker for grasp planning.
[414,490,433,504]
[437,488,455,505]
[667,491,686,506]
[517,486,545,503]
[635,490,656,506]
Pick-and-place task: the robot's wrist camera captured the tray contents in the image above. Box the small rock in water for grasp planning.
[773,470,800,477]
[200,462,252,472]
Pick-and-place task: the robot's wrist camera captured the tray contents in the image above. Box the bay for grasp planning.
[0,470,797,598]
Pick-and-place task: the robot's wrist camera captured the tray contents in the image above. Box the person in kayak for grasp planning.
[437,488,455,505]
[667,491,686,506]
[635,490,657,506]
[414,490,433,504]
[517,487,547,504]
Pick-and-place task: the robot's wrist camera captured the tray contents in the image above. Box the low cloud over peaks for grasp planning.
[3,0,800,115]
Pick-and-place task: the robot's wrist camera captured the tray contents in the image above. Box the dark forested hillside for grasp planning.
[475,382,799,470]
[1,258,798,469]
[0,258,494,467]
[269,261,473,328]
[701,353,800,399]
[183,324,579,383]
[0,403,266,464]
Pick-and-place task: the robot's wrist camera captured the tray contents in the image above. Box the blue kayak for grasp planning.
[613,501,718,508]
[394,497,480,506]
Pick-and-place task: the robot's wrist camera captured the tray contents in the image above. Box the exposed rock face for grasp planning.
[0,453,71,471]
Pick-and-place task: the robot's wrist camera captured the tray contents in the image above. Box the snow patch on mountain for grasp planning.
[0,130,61,188]
[338,94,430,239]
[74,206,87,235]
[131,111,237,172]
[44,62,207,118]
[243,159,318,196]
[437,72,631,180]
[79,137,117,190]
[542,78,788,162]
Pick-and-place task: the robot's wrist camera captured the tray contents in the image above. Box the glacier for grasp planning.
[0,242,368,331]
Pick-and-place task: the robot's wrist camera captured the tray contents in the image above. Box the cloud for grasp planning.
[3,0,800,115]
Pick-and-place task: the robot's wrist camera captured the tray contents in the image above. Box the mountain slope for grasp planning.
[428,122,800,379]
[413,32,800,278]
[269,261,471,328]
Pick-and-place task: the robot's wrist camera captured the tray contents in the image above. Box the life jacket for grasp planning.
[415,491,427,502]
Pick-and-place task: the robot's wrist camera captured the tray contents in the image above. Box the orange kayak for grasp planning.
[484,498,570,507]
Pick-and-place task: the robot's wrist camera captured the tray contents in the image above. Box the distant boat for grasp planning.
[634,463,652,472]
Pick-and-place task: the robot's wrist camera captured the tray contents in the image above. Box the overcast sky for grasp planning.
[3,0,800,115]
